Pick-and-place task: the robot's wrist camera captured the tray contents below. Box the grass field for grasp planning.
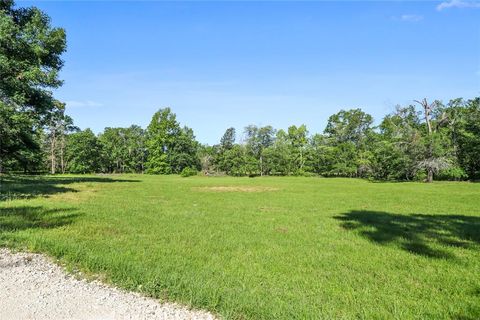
[1,175,479,319]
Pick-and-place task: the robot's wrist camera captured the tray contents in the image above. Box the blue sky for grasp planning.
[22,1,480,144]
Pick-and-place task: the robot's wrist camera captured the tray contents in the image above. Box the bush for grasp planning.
[180,167,198,177]
[437,166,468,181]
[413,171,427,181]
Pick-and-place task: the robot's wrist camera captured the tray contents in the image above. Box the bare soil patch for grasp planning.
[194,186,279,193]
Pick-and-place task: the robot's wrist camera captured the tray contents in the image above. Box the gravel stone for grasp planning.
[0,249,217,320]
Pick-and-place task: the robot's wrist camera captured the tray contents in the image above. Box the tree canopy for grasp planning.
[0,0,66,172]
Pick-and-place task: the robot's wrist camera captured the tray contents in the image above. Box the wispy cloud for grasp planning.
[437,0,480,11]
[66,100,104,108]
[400,14,424,22]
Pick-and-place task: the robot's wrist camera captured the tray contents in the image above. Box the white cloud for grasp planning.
[400,14,424,22]
[437,0,480,11]
[66,100,104,108]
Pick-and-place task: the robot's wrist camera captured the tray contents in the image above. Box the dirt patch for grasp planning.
[48,183,98,203]
[259,206,282,213]
[275,227,289,234]
[194,186,279,193]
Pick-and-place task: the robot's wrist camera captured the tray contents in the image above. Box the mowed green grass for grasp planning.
[1,175,479,319]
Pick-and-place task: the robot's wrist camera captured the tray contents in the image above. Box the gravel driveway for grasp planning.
[0,249,216,320]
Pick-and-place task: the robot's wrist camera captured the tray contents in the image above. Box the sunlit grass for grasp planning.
[1,175,479,319]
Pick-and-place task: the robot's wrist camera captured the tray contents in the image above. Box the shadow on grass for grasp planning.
[0,175,139,201]
[335,210,480,259]
[0,206,80,232]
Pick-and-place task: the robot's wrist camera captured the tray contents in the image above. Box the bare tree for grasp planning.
[414,98,449,182]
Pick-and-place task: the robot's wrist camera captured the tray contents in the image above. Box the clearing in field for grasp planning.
[0,175,479,319]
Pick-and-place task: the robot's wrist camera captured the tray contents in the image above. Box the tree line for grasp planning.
[1,1,479,182]
[3,100,480,182]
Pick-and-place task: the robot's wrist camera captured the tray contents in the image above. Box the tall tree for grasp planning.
[262,130,293,175]
[98,126,146,173]
[168,126,200,173]
[324,109,373,146]
[454,98,480,179]
[44,101,77,174]
[145,108,198,174]
[0,102,37,172]
[215,127,237,173]
[124,125,147,173]
[324,109,374,177]
[145,108,180,174]
[0,0,66,172]
[65,129,102,174]
[244,125,275,176]
[375,105,422,180]
[287,124,308,173]
[220,127,236,150]
[414,99,451,182]
[307,133,338,176]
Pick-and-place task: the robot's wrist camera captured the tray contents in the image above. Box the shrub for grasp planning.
[437,166,468,181]
[413,171,427,181]
[180,167,198,177]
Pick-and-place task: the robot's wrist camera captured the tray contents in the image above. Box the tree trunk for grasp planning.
[60,134,65,174]
[50,130,56,174]
[415,99,436,183]
[300,149,303,170]
[427,168,433,183]
[260,155,263,176]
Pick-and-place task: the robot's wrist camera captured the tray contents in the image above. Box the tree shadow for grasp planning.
[0,206,80,233]
[335,210,480,259]
[0,175,140,201]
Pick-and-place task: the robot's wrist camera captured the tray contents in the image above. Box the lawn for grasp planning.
[1,175,479,319]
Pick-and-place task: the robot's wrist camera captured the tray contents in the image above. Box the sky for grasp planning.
[21,0,480,144]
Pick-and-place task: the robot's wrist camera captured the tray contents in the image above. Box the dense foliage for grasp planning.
[3,97,480,181]
[202,98,479,181]
[145,108,199,174]
[1,2,479,182]
[0,0,66,173]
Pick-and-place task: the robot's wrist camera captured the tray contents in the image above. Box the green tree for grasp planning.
[452,98,480,179]
[215,127,238,173]
[287,124,309,174]
[262,131,292,176]
[0,1,66,172]
[324,109,374,177]
[306,133,330,175]
[98,126,146,173]
[0,102,37,172]
[197,144,215,174]
[244,125,276,176]
[66,129,102,173]
[44,101,77,174]
[168,126,200,173]
[220,127,236,150]
[225,144,253,176]
[145,108,180,174]
[375,105,423,180]
[414,99,452,182]
[145,108,199,174]
[324,109,373,146]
